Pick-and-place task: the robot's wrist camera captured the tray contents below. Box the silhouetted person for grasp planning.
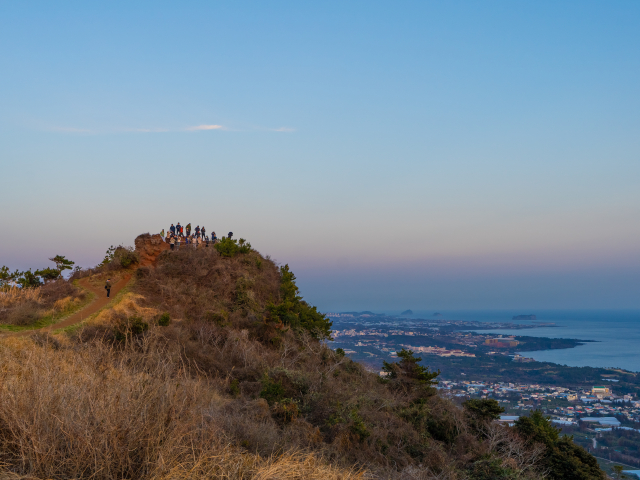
[105,279,112,298]
[228,232,233,239]
[201,226,206,239]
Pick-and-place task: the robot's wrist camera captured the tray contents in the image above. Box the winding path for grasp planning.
[11,274,131,337]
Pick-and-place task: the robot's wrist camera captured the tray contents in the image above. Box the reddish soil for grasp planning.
[135,233,170,266]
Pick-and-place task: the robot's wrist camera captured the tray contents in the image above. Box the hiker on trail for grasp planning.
[205,235,209,247]
[195,225,200,238]
[212,232,217,244]
[170,236,175,250]
[170,224,176,235]
[201,226,206,239]
[105,279,112,298]
[176,223,182,236]
[186,223,191,236]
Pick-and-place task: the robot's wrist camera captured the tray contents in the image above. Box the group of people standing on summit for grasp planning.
[160,222,229,251]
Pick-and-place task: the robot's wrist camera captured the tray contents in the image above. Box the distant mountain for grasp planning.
[401,310,413,315]
[341,311,381,316]
[512,314,537,320]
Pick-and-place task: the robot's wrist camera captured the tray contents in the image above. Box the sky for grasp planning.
[1,1,639,311]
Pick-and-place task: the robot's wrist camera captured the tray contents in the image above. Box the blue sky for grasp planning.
[1,1,639,310]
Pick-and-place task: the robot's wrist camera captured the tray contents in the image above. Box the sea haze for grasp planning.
[390,310,640,373]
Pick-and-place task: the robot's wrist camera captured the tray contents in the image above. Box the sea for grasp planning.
[397,310,640,373]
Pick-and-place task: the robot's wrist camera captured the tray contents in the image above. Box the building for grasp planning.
[498,415,519,426]
[591,386,611,398]
[485,337,519,347]
[579,417,621,427]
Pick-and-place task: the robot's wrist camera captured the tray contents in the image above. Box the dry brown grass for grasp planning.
[0,287,40,309]
[0,335,369,479]
[0,280,85,326]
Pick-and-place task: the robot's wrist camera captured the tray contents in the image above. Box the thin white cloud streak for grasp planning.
[40,123,295,134]
[185,124,225,131]
[47,126,93,133]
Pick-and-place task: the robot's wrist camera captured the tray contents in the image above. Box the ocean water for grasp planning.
[400,310,640,373]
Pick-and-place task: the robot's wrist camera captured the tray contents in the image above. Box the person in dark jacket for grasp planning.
[170,224,176,235]
[195,225,200,238]
[105,279,112,298]
[228,232,233,239]
[201,226,206,239]
[176,223,182,237]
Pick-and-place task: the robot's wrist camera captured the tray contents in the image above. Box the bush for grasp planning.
[260,376,286,405]
[158,312,171,326]
[214,237,252,258]
[114,316,149,341]
[114,247,139,268]
[267,265,333,340]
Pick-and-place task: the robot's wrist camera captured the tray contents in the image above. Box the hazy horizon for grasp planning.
[2,1,639,310]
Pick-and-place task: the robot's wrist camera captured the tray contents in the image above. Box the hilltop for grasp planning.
[0,234,606,479]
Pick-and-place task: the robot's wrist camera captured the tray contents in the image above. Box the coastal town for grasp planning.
[330,312,640,472]
[437,379,640,469]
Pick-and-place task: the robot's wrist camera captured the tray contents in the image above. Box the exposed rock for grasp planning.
[134,233,170,267]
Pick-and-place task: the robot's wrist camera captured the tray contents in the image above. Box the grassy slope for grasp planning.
[0,245,605,479]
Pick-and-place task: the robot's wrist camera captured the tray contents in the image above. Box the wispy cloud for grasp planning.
[185,124,225,131]
[48,126,93,133]
[40,123,293,134]
[128,127,170,133]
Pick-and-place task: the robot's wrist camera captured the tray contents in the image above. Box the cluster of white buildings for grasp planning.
[402,345,476,358]
[437,380,640,428]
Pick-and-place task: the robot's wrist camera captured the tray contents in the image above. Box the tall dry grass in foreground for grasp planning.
[0,287,41,309]
[0,336,365,479]
[0,280,85,326]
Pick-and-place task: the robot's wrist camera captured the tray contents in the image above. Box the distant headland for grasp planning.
[512,314,537,320]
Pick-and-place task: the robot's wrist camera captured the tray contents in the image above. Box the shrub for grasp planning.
[214,237,252,258]
[158,312,171,326]
[114,316,149,341]
[229,379,240,397]
[267,265,333,340]
[348,410,370,442]
[260,376,286,405]
[5,300,42,326]
[114,247,139,268]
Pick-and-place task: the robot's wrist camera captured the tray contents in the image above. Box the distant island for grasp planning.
[513,314,537,320]
[433,312,443,317]
[401,309,413,315]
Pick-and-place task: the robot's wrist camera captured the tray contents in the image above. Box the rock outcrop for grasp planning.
[135,233,170,266]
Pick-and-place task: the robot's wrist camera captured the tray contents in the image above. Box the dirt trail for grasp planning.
[11,274,131,337]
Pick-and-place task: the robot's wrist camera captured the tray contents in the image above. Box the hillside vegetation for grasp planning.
[0,235,606,479]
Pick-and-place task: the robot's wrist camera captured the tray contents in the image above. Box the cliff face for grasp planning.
[134,234,170,266]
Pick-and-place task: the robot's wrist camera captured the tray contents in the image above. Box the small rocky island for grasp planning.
[513,314,537,320]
